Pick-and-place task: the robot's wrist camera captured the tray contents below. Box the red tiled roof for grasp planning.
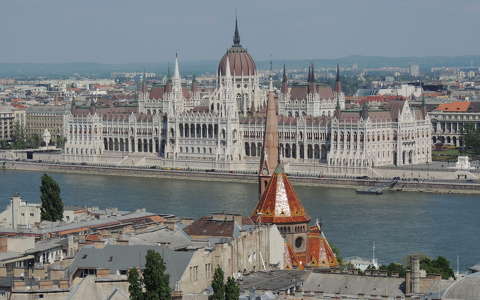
[252,164,310,224]
[183,216,234,238]
[306,225,338,268]
[436,101,471,112]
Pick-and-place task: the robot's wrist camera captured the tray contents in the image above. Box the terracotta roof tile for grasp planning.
[252,165,310,224]
[436,101,470,112]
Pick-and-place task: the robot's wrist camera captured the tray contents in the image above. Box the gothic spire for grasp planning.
[421,81,427,117]
[310,63,315,82]
[335,64,342,93]
[173,53,181,81]
[165,63,172,93]
[191,74,197,93]
[281,64,288,94]
[308,63,316,94]
[233,16,241,46]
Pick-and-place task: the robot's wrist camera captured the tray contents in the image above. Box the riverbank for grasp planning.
[2,159,480,195]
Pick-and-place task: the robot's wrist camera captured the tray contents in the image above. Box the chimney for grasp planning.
[406,256,421,295]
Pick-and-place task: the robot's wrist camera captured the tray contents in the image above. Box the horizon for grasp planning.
[2,0,480,64]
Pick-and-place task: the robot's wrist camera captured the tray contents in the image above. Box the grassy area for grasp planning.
[432,149,461,162]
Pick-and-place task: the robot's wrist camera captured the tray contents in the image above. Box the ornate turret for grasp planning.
[218,17,256,77]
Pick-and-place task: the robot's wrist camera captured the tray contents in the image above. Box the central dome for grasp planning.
[217,18,256,77]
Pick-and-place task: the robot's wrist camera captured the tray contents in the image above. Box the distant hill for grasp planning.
[1,55,480,79]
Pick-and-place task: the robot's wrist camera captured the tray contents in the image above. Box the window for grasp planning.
[295,237,304,249]
[30,213,34,217]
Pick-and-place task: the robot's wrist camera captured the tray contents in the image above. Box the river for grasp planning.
[0,169,479,271]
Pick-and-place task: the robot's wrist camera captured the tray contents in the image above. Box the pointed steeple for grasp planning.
[310,63,315,82]
[233,16,241,46]
[258,87,279,198]
[165,64,172,93]
[173,53,181,81]
[421,81,427,117]
[307,63,316,94]
[172,53,182,96]
[335,64,342,93]
[281,64,288,94]
[191,74,197,93]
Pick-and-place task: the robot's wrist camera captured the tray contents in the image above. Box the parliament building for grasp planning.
[64,19,432,175]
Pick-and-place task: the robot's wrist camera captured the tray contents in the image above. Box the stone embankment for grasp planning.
[2,160,480,194]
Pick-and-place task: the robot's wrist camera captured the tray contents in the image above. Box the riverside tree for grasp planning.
[128,250,171,300]
[210,266,239,300]
[225,276,240,300]
[40,174,64,221]
[128,268,143,300]
[211,266,225,300]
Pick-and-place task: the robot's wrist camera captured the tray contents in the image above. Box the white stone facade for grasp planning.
[63,28,432,174]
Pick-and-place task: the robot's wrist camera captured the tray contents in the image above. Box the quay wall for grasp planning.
[2,160,480,195]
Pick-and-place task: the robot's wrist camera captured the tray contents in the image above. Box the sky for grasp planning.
[1,0,480,64]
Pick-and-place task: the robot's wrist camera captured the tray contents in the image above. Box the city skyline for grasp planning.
[2,0,480,64]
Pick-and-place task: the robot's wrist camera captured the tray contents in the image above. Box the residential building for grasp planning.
[430,101,480,147]
[0,105,14,142]
[25,105,66,142]
[0,194,40,229]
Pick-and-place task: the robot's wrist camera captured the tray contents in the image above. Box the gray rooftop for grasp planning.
[126,226,192,250]
[68,244,194,289]
[238,270,307,292]
[441,272,480,300]
[302,272,404,297]
[0,211,156,235]
[26,105,67,114]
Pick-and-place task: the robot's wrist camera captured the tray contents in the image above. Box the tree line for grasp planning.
[128,250,239,300]
[0,121,65,149]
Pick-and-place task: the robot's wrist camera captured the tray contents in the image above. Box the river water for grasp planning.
[0,169,479,271]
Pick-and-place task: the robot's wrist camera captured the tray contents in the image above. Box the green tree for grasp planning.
[56,136,66,149]
[143,250,171,300]
[40,174,64,221]
[420,256,455,280]
[26,134,41,149]
[225,277,239,300]
[211,266,225,300]
[462,124,480,154]
[379,263,406,277]
[331,245,343,265]
[128,268,143,300]
[11,122,26,149]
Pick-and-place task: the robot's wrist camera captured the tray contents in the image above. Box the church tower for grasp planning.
[252,83,338,268]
